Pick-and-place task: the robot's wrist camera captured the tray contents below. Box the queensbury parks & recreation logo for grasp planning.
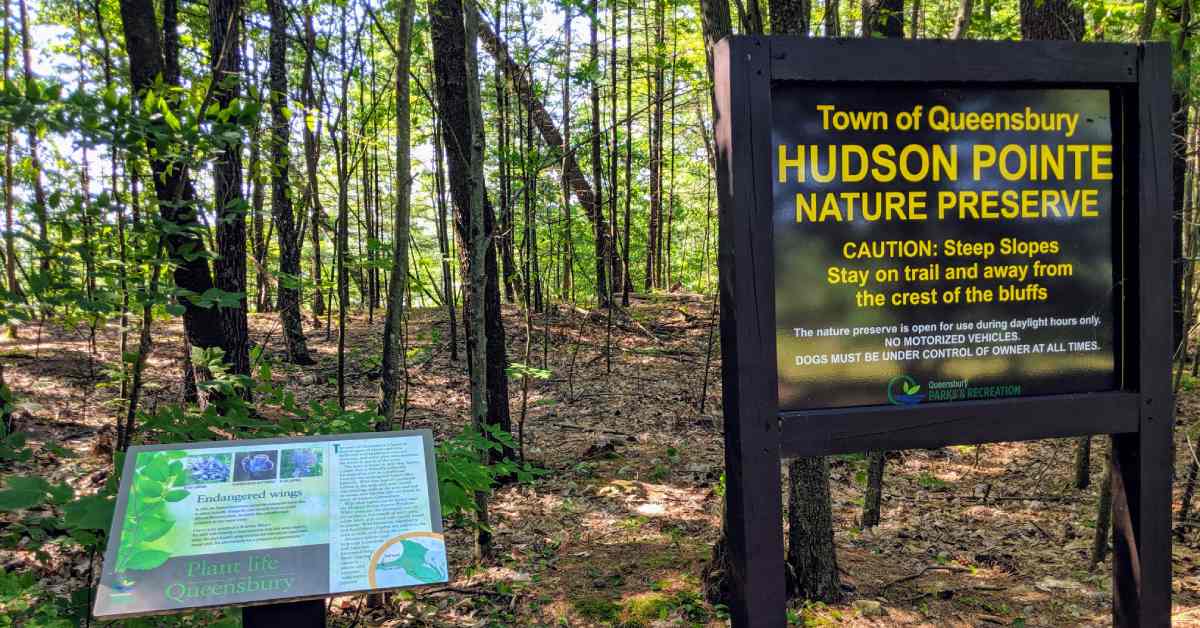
[887,375,925,405]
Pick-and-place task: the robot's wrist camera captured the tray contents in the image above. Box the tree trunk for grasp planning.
[770,0,810,34]
[861,451,886,527]
[825,0,840,35]
[1019,0,1083,40]
[433,120,458,362]
[621,0,633,304]
[588,0,609,306]
[1139,0,1157,41]
[787,456,842,601]
[116,0,225,360]
[561,7,574,303]
[698,0,735,607]
[302,5,325,318]
[950,0,973,38]
[249,89,272,314]
[863,0,904,37]
[1074,435,1092,489]
[432,0,512,560]
[645,0,664,292]
[2,0,18,325]
[209,0,251,377]
[17,0,47,278]
[267,0,314,365]
[378,0,417,424]
[494,3,518,304]
[1091,442,1114,567]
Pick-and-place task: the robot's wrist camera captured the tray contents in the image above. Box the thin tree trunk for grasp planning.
[561,7,574,303]
[496,1,518,303]
[268,0,314,365]
[249,80,272,314]
[209,0,251,377]
[303,4,325,318]
[17,0,47,278]
[2,0,19,333]
[621,0,632,304]
[378,0,416,424]
[1074,435,1092,489]
[825,0,840,35]
[861,451,886,527]
[588,0,609,306]
[1091,442,1113,567]
[950,0,973,38]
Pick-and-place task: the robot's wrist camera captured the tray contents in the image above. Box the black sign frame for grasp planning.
[714,37,1172,627]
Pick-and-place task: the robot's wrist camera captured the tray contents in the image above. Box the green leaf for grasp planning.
[163,489,189,502]
[143,457,171,482]
[134,476,163,498]
[0,489,44,511]
[124,549,171,571]
[64,495,115,531]
[5,476,50,493]
[139,516,174,542]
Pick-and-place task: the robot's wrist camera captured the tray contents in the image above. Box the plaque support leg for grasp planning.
[243,599,326,628]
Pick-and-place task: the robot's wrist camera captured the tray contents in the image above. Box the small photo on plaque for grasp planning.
[234,451,279,482]
[280,448,323,479]
[181,453,232,486]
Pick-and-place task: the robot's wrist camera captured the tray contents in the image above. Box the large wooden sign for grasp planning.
[93,430,446,621]
[715,38,1172,627]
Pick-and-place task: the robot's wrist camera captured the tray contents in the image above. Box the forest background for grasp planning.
[0,0,1199,624]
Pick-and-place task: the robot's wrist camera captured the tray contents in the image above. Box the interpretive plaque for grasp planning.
[93,430,446,619]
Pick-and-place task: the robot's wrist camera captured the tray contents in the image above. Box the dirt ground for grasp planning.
[3,293,1200,626]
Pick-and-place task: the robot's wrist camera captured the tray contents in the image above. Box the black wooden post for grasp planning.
[242,600,326,628]
[714,36,788,628]
[1111,41,1174,628]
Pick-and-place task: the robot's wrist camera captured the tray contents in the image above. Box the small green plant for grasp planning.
[917,471,950,490]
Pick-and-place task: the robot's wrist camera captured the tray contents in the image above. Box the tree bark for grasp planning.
[2,0,19,321]
[1091,442,1114,567]
[378,0,417,424]
[588,0,610,306]
[1074,435,1092,489]
[1019,0,1083,40]
[950,0,973,38]
[209,0,251,377]
[863,0,904,37]
[770,0,810,34]
[17,0,47,277]
[787,456,842,601]
[825,0,840,35]
[302,4,325,318]
[645,0,664,292]
[267,0,314,365]
[861,451,886,527]
[561,7,574,302]
[116,0,225,358]
[433,119,458,361]
[432,0,512,560]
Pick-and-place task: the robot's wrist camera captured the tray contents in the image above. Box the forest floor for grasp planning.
[3,292,1200,626]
